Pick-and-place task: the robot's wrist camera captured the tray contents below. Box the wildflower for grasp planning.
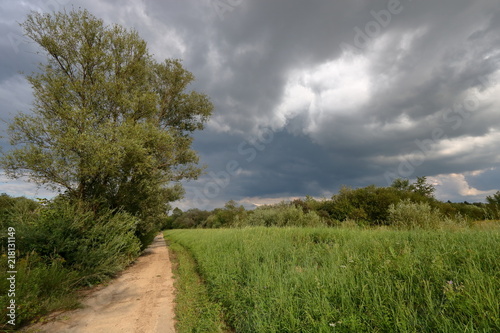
[447,280,453,285]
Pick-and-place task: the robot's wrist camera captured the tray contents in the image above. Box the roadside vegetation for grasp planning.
[0,194,141,328]
[166,226,500,332]
[165,178,500,332]
[167,239,229,333]
[0,7,211,331]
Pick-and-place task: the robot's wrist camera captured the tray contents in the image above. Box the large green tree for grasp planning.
[0,9,213,241]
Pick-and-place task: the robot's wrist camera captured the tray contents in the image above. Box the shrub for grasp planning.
[202,200,247,228]
[0,194,39,228]
[240,204,324,227]
[485,191,500,219]
[322,179,442,225]
[0,252,80,329]
[2,197,141,284]
[30,200,141,283]
[170,209,211,229]
[0,195,144,329]
[388,199,443,229]
[70,211,142,283]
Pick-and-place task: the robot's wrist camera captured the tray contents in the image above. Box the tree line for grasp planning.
[166,177,500,229]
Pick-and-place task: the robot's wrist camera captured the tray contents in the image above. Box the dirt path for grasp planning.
[23,234,176,333]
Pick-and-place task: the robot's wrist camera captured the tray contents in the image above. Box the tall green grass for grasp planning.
[166,227,500,332]
[167,241,229,332]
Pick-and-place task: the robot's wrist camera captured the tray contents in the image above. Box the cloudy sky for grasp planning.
[1,0,500,210]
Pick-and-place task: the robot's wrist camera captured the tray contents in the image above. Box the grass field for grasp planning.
[165,227,500,332]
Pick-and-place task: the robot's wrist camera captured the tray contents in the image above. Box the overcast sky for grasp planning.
[1,0,500,210]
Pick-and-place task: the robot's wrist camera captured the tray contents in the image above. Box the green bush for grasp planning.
[0,252,80,329]
[240,204,324,227]
[436,201,488,221]
[202,200,248,228]
[170,209,211,229]
[329,185,433,225]
[17,199,141,284]
[388,199,443,229]
[70,211,142,283]
[0,193,39,228]
[485,191,500,219]
[0,195,143,329]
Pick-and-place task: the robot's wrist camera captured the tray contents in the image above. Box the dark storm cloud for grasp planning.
[1,0,499,205]
[182,130,345,210]
[466,168,500,193]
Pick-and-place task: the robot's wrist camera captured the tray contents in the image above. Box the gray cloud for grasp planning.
[1,0,500,208]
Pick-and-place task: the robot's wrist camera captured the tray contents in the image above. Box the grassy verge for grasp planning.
[0,198,142,331]
[165,232,230,333]
[166,227,500,332]
[0,254,81,332]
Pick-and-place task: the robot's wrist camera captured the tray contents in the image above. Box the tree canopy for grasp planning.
[391,177,435,198]
[0,9,213,240]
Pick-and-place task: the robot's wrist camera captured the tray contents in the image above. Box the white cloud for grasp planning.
[275,53,372,134]
[239,196,301,207]
[101,0,187,60]
[437,131,500,163]
[0,173,56,198]
[3,0,500,210]
[372,113,417,132]
[429,172,498,202]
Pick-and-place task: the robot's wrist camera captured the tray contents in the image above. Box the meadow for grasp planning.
[165,226,500,332]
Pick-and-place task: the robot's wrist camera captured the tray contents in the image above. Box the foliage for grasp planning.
[165,201,248,229]
[168,237,229,332]
[0,194,142,329]
[0,193,39,225]
[163,207,183,229]
[0,9,213,246]
[411,176,436,197]
[0,252,80,330]
[388,199,443,229]
[391,176,435,198]
[14,198,141,283]
[437,201,488,221]
[328,184,432,225]
[166,227,500,332]
[486,191,500,205]
[165,177,493,230]
[486,191,500,219]
[239,203,324,227]
[203,200,248,228]
[169,209,212,229]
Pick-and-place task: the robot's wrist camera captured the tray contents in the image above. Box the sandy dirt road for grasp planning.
[23,234,176,333]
